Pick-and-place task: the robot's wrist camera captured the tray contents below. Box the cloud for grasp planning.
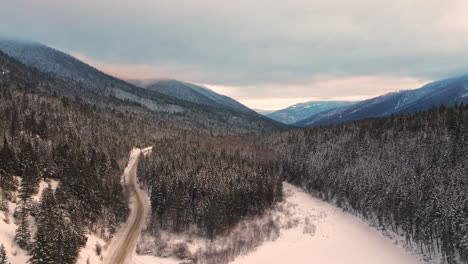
[1,0,467,107]
[71,53,208,81]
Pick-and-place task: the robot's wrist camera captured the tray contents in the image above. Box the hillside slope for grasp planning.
[295,75,468,127]
[147,79,255,114]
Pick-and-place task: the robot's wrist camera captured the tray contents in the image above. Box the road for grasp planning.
[104,147,152,264]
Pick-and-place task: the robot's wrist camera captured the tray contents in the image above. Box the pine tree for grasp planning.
[0,136,17,176]
[15,206,30,250]
[18,160,40,200]
[0,137,19,200]
[0,244,8,264]
[30,187,56,264]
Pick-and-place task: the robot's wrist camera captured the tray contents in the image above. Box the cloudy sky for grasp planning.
[1,0,468,109]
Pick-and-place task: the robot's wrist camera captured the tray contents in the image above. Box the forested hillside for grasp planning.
[0,39,281,132]
[0,50,283,263]
[267,105,468,263]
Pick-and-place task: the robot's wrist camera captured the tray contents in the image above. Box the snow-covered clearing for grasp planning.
[134,183,427,264]
[233,183,425,264]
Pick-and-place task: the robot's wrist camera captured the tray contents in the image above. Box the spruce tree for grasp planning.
[0,136,17,176]
[0,244,8,264]
[15,207,30,250]
[0,137,18,200]
[18,160,40,200]
[29,187,56,264]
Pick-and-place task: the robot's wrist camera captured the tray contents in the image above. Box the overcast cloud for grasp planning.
[1,0,468,109]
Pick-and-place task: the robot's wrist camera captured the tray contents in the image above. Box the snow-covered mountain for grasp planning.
[266,101,356,125]
[0,38,179,111]
[146,79,255,114]
[295,75,468,127]
[0,38,282,129]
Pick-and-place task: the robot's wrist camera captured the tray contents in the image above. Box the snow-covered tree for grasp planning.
[15,206,30,250]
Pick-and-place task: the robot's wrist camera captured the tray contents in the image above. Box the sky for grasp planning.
[1,0,468,109]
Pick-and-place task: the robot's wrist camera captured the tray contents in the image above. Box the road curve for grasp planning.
[104,147,152,264]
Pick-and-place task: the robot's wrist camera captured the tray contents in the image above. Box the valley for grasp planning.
[0,36,466,264]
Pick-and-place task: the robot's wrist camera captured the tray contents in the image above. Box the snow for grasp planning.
[32,179,58,203]
[0,204,29,264]
[133,183,427,264]
[77,232,107,264]
[0,179,58,264]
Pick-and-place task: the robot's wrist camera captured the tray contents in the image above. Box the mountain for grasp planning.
[0,38,283,131]
[266,101,356,125]
[295,75,468,127]
[146,79,254,114]
[0,38,191,112]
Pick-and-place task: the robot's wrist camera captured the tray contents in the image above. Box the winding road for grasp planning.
[104,147,152,264]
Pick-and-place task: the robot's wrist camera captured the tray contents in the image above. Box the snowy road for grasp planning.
[104,147,152,264]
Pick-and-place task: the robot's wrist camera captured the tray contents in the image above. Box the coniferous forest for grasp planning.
[138,138,282,240]
[0,44,467,264]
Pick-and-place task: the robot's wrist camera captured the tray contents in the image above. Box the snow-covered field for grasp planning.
[232,183,425,264]
[134,183,426,264]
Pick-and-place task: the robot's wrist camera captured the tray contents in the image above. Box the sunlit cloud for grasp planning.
[204,76,430,109]
[71,53,207,81]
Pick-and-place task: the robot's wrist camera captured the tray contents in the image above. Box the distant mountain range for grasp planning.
[3,38,466,130]
[266,101,356,125]
[295,75,468,127]
[0,38,283,131]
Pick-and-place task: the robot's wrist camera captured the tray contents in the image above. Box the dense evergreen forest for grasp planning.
[267,105,468,263]
[138,137,282,239]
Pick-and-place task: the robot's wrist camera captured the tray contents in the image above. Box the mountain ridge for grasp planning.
[146,79,255,114]
[294,75,468,127]
[0,38,284,131]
